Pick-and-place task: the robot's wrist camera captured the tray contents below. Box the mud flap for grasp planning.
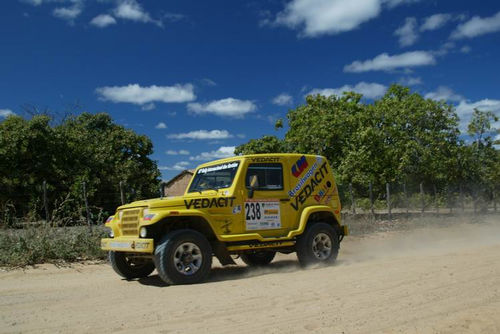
[212,241,236,266]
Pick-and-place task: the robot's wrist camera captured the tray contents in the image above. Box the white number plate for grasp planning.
[245,199,281,230]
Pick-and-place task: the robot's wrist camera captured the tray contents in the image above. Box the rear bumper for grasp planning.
[101,238,154,253]
[340,225,349,236]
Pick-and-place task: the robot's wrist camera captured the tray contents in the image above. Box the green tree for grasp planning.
[237,85,464,197]
[0,112,161,224]
[463,109,500,206]
[235,135,286,155]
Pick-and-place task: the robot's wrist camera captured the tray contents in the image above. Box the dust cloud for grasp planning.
[339,215,500,265]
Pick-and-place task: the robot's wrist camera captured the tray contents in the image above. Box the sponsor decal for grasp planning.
[248,240,286,248]
[232,205,242,214]
[135,241,150,249]
[288,157,322,197]
[314,181,333,203]
[219,220,232,234]
[143,214,156,221]
[290,162,329,211]
[184,197,236,209]
[250,157,280,163]
[291,155,309,178]
[197,162,239,174]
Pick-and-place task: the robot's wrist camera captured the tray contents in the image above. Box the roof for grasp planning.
[163,169,194,187]
[194,153,323,168]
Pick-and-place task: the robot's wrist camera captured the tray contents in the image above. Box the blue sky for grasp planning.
[1,0,500,181]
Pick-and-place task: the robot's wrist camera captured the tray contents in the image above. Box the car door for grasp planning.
[243,159,295,238]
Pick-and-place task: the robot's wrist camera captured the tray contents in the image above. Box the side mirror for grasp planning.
[248,175,258,198]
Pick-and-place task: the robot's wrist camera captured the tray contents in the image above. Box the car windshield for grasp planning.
[188,161,240,193]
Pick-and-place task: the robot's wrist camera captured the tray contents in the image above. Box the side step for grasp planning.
[227,240,295,252]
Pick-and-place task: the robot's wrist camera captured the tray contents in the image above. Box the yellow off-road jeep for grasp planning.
[101,154,348,285]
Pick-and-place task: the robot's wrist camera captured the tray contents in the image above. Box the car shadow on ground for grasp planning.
[137,259,301,287]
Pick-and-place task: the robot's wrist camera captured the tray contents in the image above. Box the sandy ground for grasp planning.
[1,218,500,334]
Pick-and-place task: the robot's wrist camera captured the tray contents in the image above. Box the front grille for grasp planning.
[121,209,141,236]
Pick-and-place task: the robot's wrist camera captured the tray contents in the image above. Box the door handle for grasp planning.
[280,198,290,202]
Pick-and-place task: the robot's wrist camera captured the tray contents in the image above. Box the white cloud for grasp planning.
[53,3,82,22]
[272,93,293,106]
[432,41,456,57]
[384,0,421,8]
[460,45,471,54]
[114,0,161,26]
[425,86,464,103]
[425,87,500,132]
[0,109,15,118]
[273,0,382,37]
[166,149,190,155]
[270,0,421,37]
[155,122,167,129]
[190,146,236,161]
[163,13,186,22]
[159,161,190,171]
[141,103,155,111]
[90,14,117,28]
[420,13,452,31]
[394,17,418,47]
[456,99,500,131]
[22,0,75,6]
[187,98,256,118]
[451,11,500,39]
[344,51,436,73]
[399,76,422,86]
[22,0,43,5]
[167,130,233,140]
[96,83,195,105]
[308,82,387,99]
[201,78,217,86]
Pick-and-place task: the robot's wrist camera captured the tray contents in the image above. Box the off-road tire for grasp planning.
[296,223,339,267]
[154,229,213,285]
[108,251,155,279]
[240,251,276,266]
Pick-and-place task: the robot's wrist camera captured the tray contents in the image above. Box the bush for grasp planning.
[0,225,108,267]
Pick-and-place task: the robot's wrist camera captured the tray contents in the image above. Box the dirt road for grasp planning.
[1,220,500,334]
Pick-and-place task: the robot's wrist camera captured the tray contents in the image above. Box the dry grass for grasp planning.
[0,225,107,267]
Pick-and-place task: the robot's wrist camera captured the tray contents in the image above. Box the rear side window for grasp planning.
[245,163,283,191]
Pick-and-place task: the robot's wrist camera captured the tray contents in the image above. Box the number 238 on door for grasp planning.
[244,199,281,230]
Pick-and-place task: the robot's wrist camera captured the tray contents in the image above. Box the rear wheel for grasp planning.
[241,251,276,266]
[108,251,155,279]
[296,223,339,267]
[154,229,213,285]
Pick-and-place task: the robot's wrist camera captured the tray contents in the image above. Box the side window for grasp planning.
[245,163,283,191]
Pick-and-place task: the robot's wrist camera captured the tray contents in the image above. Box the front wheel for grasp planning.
[108,251,155,279]
[296,223,339,267]
[241,251,276,266]
[154,229,213,285]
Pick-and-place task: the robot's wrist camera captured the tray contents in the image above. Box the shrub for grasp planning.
[0,225,107,267]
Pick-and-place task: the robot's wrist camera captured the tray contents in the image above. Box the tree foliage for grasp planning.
[236,85,500,198]
[234,135,286,155]
[0,112,161,223]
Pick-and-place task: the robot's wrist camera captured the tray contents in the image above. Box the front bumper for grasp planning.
[101,238,154,253]
[341,225,349,236]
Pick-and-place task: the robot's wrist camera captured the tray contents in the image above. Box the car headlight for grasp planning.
[108,228,114,238]
[140,227,147,238]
